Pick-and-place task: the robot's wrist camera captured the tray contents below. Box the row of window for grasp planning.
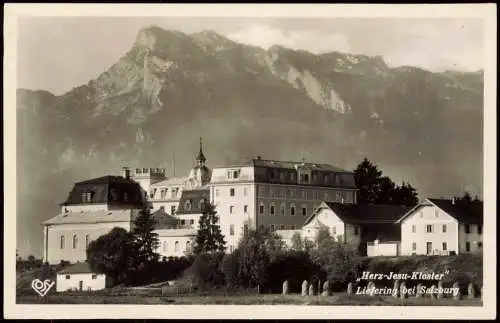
[161,240,191,253]
[411,223,483,234]
[259,203,313,217]
[60,235,91,250]
[64,274,98,280]
[151,187,180,200]
[265,169,346,186]
[216,186,353,202]
[184,198,206,211]
[228,205,249,214]
[411,241,482,253]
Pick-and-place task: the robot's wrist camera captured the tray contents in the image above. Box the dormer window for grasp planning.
[198,198,206,210]
[81,192,93,203]
[312,173,317,182]
[279,172,285,181]
[185,200,192,211]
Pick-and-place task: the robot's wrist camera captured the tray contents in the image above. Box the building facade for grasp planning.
[397,198,483,256]
[210,158,358,251]
[56,262,111,292]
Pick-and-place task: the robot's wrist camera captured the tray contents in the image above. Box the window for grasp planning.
[230,188,235,197]
[291,225,296,230]
[442,242,447,251]
[279,172,285,181]
[174,241,179,251]
[243,187,248,196]
[270,204,275,216]
[171,206,176,215]
[412,225,416,233]
[280,224,285,230]
[184,200,192,211]
[65,275,70,280]
[60,236,65,249]
[290,172,296,181]
[259,203,265,215]
[229,206,234,214]
[72,235,78,249]
[323,174,329,185]
[412,242,417,251]
[332,227,337,235]
[233,170,239,179]
[465,242,471,252]
[199,198,206,211]
[230,245,234,253]
[478,242,483,248]
[244,224,249,236]
[161,189,167,199]
[227,171,233,179]
[215,189,220,197]
[85,235,90,248]
[304,174,309,182]
[301,190,306,199]
[244,205,248,213]
[465,224,471,234]
[280,190,286,199]
[354,227,359,235]
[302,206,307,216]
[442,224,447,233]
[478,224,482,234]
[172,188,179,199]
[163,241,168,252]
[186,241,191,252]
[259,225,264,232]
[290,204,296,216]
[312,173,317,182]
[190,219,194,225]
[280,203,285,216]
[426,224,433,233]
[92,274,97,280]
[270,224,275,231]
[81,192,92,203]
[180,219,186,225]
[230,224,235,236]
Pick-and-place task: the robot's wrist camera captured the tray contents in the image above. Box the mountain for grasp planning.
[16,26,483,257]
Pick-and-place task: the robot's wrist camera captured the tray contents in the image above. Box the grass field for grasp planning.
[17,292,482,306]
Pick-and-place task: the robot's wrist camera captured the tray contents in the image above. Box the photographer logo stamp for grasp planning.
[31,279,55,297]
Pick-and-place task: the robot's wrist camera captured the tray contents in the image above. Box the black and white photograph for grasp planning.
[4,3,496,319]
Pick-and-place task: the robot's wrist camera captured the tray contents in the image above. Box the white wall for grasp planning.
[367,242,400,257]
[400,205,459,256]
[458,223,483,253]
[156,235,196,258]
[56,272,106,292]
[45,222,131,265]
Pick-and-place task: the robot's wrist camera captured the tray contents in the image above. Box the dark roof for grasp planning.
[250,158,350,173]
[176,189,210,215]
[428,198,483,224]
[57,262,95,274]
[305,202,412,225]
[61,175,146,207]
[152,208,180,229]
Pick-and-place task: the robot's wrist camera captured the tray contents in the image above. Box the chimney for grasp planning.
[122,167,130,179]
[256,156,261,160]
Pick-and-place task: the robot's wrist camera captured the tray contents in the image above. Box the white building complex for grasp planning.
[42,139,483,264]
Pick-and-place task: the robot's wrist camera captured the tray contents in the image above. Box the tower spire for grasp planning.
[196,137,206,166]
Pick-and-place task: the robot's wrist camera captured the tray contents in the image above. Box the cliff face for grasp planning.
[16,26,483,256]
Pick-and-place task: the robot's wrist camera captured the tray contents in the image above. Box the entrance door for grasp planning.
[79,281,83,291]
[426,242,432,255]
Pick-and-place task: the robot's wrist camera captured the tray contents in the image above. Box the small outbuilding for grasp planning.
[56,262,112,292]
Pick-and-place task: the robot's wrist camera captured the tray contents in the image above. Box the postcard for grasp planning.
[3,3,497,320]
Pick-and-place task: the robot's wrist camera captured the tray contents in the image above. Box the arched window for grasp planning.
[186,241,191,252]
[290,204,296,216]
[72,235,78,249]
[174,241,179,251]
[60,236,65,249]
[259,203,265,215]
[163,241,168,252]
[85,235,90,248]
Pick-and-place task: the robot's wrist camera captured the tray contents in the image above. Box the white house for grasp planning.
[396,198,483,256]
[56,262,112,292]
[276,201,412,256]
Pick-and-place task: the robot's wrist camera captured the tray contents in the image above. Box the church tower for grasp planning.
[188,137,211,187]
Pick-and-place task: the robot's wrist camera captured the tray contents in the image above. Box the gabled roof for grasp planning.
[57,262,95,275]
[43,209,137,225]
[396,198,483,225]
[304,201,412,226]
[61,175,145,207]
[152,208,180,229]
[176,189,210,215]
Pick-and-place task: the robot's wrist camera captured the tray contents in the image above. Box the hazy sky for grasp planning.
[17,17,484,95]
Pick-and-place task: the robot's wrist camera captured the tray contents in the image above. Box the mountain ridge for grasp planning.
[16,26,483,257]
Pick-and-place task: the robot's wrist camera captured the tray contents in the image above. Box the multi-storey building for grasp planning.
[210,157,357,251]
